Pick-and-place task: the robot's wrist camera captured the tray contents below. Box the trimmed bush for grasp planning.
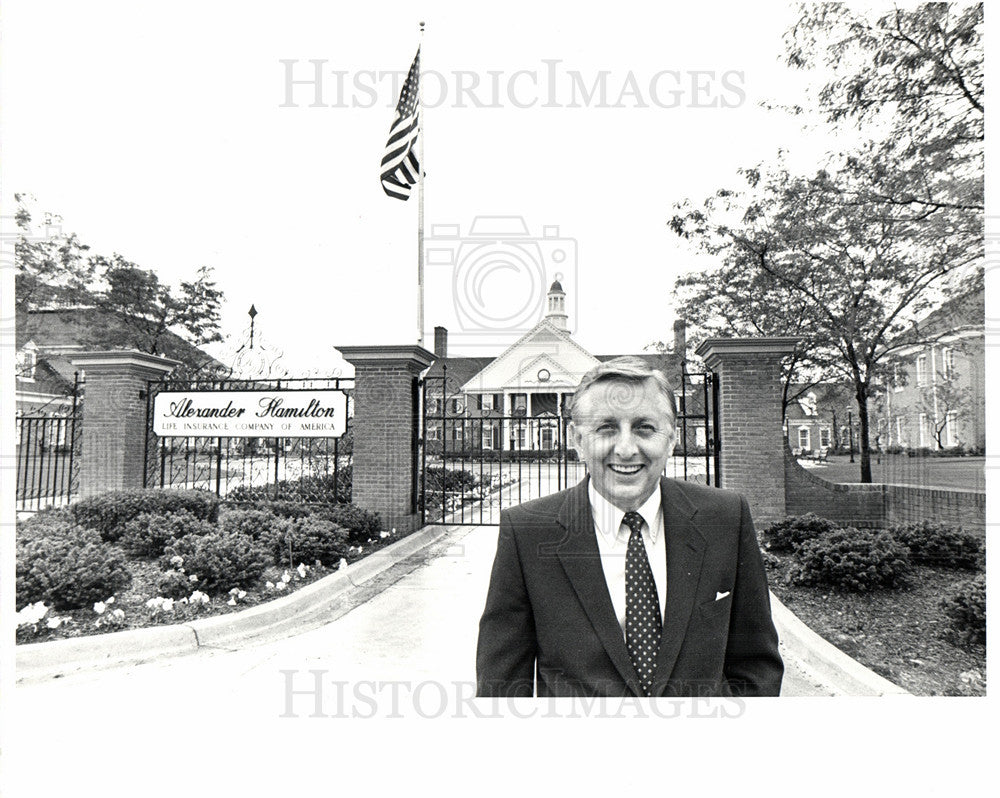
[119,510,216,558]
[158,569,198,600]
[72,488,220,541]
[226,469,352,504]
[888,521,983,570]
[17,528,131,610]
[219,507,288,549]
[761,513,840,553]
[162,531,271,594]
[788,528,912,591]
[940,574,986,646]
[227,501,381,546]
[16,507,78,543]
[273,517,350,568]
[424,466,477,494]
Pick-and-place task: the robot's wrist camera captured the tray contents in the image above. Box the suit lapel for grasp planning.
[553,479,643,695]
[653,478,707,693]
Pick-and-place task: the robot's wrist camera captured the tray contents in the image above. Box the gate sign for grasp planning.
[153,390,348,438]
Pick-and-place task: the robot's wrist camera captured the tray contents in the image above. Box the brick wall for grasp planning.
[784,447,985,534]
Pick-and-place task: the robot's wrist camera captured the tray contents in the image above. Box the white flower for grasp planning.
[145,597,165,610]
[46,616,65,629]
[189,591,210,605]
[296,563,308,579]
[338,558,348,571]
[178,597,188,604]
[227,598,237,606]
[17,602,49,627]
[169,555,184,568]
[93,601,107,615]
[106,596,115,604]
[265,581,275,590]
[237,590,246,599]
[380,531,389,539]
[281,571,291,584]
[162,598,175,612]
[391,528,397,535]
[189,574,199,583]
[274,581,287,592]
[111,609,125,620]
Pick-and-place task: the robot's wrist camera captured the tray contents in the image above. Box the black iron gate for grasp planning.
[15,373,83,512]
[418,364,720,526]
[144,376,353,503]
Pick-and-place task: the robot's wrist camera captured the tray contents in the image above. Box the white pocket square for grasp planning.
[714,591,731,601]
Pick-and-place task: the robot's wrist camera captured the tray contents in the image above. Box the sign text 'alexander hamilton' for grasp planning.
[153,391,348,438]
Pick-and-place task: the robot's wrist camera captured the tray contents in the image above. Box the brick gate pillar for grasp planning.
[338,344,436,534]
[694,337,798,526]
[69,350,181,498]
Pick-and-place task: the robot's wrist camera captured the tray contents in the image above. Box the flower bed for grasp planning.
[761,516,986,696]
[15,489,403,644]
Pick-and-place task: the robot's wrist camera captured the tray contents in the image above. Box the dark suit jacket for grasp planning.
[476,476,783,697]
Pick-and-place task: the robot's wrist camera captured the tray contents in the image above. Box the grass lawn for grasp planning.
[765,555,985,696]
[804,454,985,492]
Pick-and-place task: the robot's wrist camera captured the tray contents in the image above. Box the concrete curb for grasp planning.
[770,592,911,696]
[16,523,457,682]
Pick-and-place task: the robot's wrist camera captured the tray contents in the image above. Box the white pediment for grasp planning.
[460,320,600,393]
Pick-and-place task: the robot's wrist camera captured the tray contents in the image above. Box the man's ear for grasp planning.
[567,420,581,451]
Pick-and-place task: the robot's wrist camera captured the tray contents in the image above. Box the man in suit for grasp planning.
[476,357,782,697]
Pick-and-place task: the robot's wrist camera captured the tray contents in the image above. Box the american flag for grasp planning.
[380,48,421,200]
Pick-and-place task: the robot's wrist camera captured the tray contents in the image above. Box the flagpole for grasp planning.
[416,20,426,348]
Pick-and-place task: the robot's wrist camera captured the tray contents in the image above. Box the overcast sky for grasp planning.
[3,2,894,373]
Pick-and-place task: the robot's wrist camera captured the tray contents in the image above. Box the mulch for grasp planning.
[765,556,985,696]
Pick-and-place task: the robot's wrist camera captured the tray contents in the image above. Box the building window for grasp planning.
[482,428,493,450]
[540,427,554,450]
[480,394,494,411]
[892,362,904,393]
[918,413,928,447]
[16,345,37,381]
[797,428,810,451]
[450,426,463,442]
[819,428,831,448]
[916,354,929,387]
[941,347,955,381]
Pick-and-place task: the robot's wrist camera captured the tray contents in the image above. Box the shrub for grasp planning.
[316,504,381,545]
[226,469,352,504]
[16,528,132,610]
[761,513,840,553]
[162,531,271,594]
[72,488,220,541]
[888,521,983,570]
[273,517,350,568]
[219,507,288,549]
[119,510,216,557]
[940,574,986,647]
[158,569,197,600]
[424,466,478,494]
[788,528,912,591]
[16,507,78,543]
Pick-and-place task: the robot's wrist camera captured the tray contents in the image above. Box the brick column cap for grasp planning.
[695,337,799,370]
[337,344,436,369]
[69,349,182,375]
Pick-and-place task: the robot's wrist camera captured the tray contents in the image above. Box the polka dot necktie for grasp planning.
[624,510,661,696]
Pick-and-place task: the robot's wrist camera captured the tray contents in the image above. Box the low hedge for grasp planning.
[940,574,986,647]
[888,521,983,570]
[226,468,352,504]
[788,528,912,591]
[273,517,351,568]
[120,510,216,558]
[162,531,271,594]
[761,513,840,553]
[225,502,380,545]
[16,527,132,610]
[71,488,220,541]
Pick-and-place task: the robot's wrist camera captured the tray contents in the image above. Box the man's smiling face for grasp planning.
[568,377,676,512]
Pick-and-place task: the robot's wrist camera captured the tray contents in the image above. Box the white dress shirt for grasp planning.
[588,483,667,636]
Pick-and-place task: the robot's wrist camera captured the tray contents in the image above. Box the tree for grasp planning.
[670,160,978,483]
[13,194,226,377]
[785,3,983,213]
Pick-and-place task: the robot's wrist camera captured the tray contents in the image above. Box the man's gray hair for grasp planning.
[567,356,677,423]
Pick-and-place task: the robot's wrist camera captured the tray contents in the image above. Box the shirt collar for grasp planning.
[588,481,663,546]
